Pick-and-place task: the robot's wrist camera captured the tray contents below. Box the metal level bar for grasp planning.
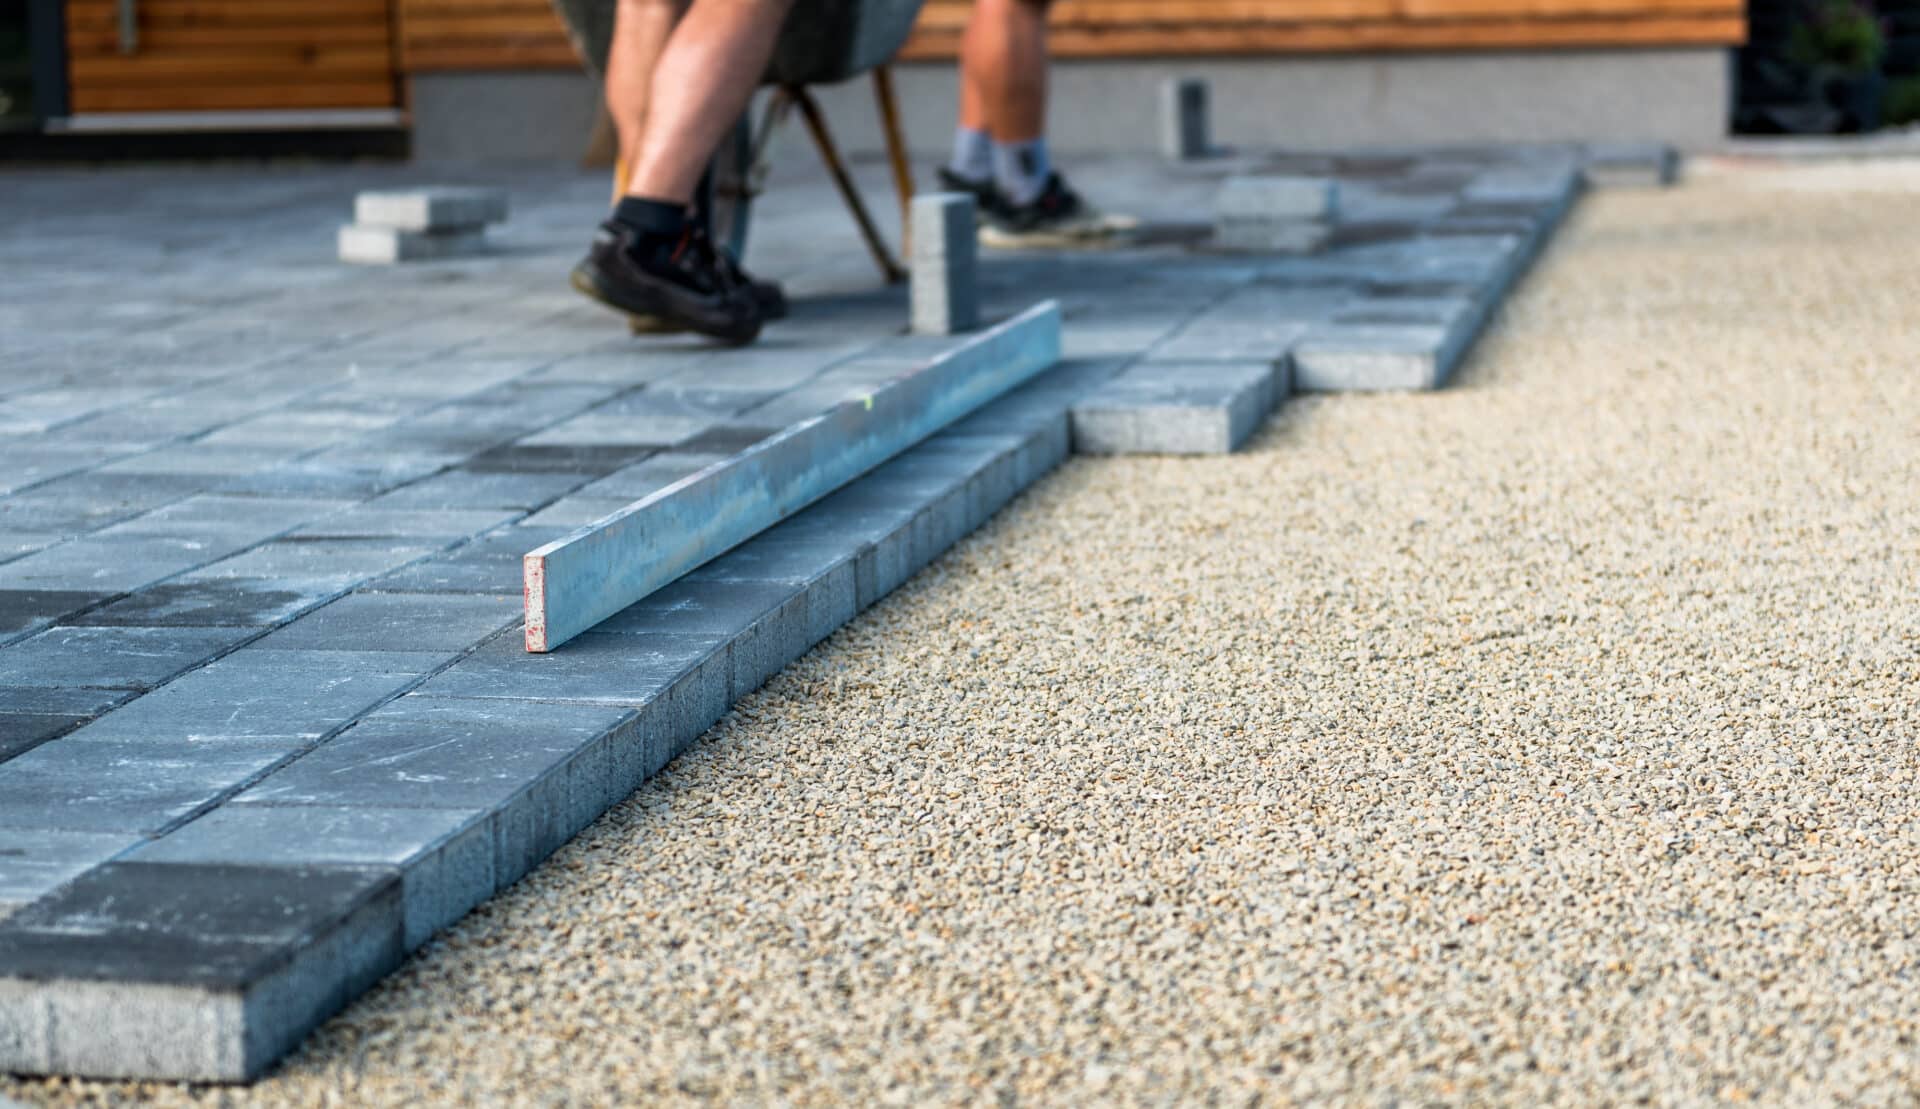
[524,301,1062,652]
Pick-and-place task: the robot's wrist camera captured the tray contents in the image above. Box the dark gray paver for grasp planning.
[0,590,114,646]
[63,649,447,744]
[0,715,86,764]
[67,579,334,629]
[0,626,253,692]
[251,592,520,652]
[0,862,402,1080]
[0,737,301,835]
[128,806,491,950]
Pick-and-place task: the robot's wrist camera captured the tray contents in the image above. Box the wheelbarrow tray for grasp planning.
[551,0,926,86]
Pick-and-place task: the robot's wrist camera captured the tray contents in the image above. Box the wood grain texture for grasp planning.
[65,0,399,113]
[392,0,1744,73]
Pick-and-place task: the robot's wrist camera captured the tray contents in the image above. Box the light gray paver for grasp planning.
[1071,360,1281,455]
[1214,175,1338,253]
[338,226,489,266]
[353,187,509,232]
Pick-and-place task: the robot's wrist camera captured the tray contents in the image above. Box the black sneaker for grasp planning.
[978,172,1138,249]
[571,220,764,345]
[936,166,1008,223]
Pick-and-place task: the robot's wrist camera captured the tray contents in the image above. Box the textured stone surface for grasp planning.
[0,149,1578,1084]
[1071,360,1280,455]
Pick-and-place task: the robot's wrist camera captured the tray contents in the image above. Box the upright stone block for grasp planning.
[1159,78,1210,161]
[910,192,979,336]
[1213,175,1338,254]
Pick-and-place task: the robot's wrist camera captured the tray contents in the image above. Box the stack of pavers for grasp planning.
[338,186,510,265]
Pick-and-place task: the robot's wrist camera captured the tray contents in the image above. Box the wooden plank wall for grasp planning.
[65,0,400,113]
[394,0,1743,74]
[902,0,1746,56]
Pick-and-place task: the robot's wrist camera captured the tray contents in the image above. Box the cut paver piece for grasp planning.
[1071,360,1282,455]
[353,187,509,232]
[524,301,1062,652]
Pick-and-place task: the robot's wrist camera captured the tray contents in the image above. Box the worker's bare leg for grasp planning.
[574,0,795,344]
[626,0,796,204]
[604,0,689,194]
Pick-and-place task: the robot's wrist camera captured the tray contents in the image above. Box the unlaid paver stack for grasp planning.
[338,187,510,265]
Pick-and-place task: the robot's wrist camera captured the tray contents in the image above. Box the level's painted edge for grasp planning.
[524,301,1063,652]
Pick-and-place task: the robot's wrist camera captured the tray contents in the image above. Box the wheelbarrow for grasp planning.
[551,0,925,282]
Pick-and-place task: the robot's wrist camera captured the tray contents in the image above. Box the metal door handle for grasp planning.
[118,0,138,54]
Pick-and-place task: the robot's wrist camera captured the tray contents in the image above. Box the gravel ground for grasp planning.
[11,163,1920,1107]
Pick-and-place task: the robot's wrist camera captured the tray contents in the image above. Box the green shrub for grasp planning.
[1887,77,1920,126]
[1787,0,1887,76]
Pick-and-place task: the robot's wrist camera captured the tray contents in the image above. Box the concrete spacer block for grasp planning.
[1159,77,1211,161]
[1071,361,1279,455]
[353,187,508,232]
[910,193,979,335]
[338,224,488,265]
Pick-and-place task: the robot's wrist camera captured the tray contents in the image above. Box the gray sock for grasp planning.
[947,127,992,184]
[991,138,1051,206]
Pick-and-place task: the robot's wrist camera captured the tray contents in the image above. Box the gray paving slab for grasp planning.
[63,649,446,744]
[0,829,146,909]
[251,592,519,652]
[231,696,639,889]
[0,736,301,835]
[128,805,491,950]
[0,861,403,1080]
[1071,360,1281,455]
[0,714,88,763]
[0,625,253,692]
[66,578,338,629]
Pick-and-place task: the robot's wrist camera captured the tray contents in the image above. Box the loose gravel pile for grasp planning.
[12,164,1920,1107]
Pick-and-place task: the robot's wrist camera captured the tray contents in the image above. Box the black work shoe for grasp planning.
[571,220,764,345]
[627,258,786,335]
[978,172,1138,249]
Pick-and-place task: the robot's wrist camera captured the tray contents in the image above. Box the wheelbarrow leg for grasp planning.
[871,66,916,245]
[789,84,907,284]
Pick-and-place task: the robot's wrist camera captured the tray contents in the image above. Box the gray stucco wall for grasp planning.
[408,47,1729,163]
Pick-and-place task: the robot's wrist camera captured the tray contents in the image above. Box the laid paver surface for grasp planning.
[2,147,1583,1082]
[4,157,1914,1103]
